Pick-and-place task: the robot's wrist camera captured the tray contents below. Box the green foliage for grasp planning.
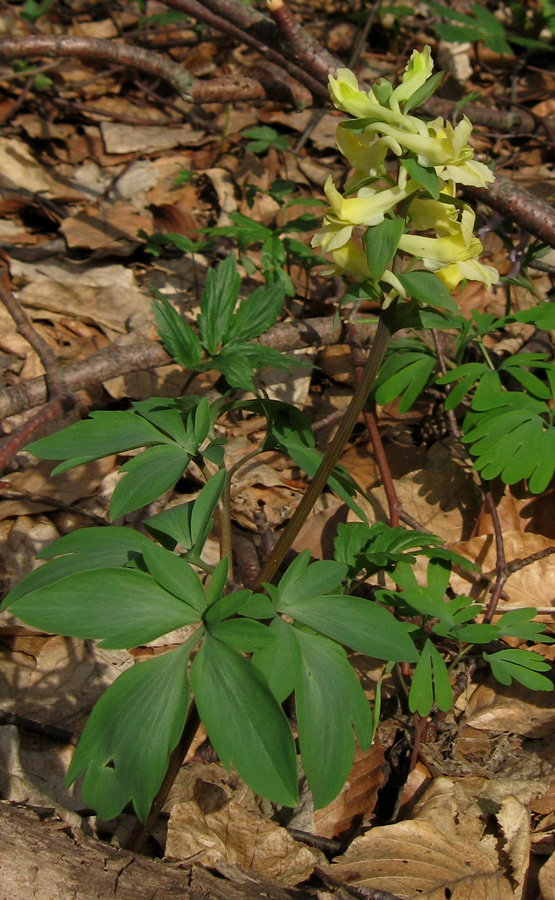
[241,126,289,154]
[365,218,405,279]
[427,1,553,55]
[202,180,326,297]
[20,0,56,23]
[153,254,302,390]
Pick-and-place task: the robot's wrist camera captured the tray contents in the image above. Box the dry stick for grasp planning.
[251,304,398,591]
[265,0,337,83]
[345,319,401,528]
[0,35,312,107]
[188,0,338,81]
[161,0,330,100]
[431,330,507,622]
[0,316,379,420]
[0,281,81,471]
[463,175,555,250]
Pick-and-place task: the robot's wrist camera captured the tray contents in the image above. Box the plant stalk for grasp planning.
[252,304,397,590]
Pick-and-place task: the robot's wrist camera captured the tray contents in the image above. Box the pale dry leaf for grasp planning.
[0,456,115,520]
[60,202,153,254]
[313,738,385,839]
[18,280,151,335]
[0,633,131,731]
[415,870,515,900]
[464,679,555,738]
[166,798,320,886]
[332,819,501,899]
[100,122,205,154]
[205,167,238,226]
[538,849,555,900]
[495,795,530,899]
[0,137,51,193]
[369,440,481,541]
[448,531,555,609]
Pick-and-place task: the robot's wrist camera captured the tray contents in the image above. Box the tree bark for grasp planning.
[0,802,316,900]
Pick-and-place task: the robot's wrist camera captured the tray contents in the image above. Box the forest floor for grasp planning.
[0,2,555,898]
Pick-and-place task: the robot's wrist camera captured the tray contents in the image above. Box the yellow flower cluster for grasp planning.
[312,47,499,298]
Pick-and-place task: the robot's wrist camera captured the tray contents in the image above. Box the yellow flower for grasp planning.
[390,46,434,106]
[312,174,419,253]
[398,207,480,263]
[328,68,424,131]
[435,259,500,291]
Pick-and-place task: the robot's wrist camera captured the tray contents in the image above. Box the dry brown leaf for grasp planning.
[100,122,205,154]
[448,531,555,609]
[332,820,503,899]
[539,850,555,900]
[0,456,115,520]
[166,798,320,886]
[313,738,385,839]
[463,679,555,738]
[60,202,153,254]
[369,440,481,541]
[416,871,515,900]
[18,279,151,335]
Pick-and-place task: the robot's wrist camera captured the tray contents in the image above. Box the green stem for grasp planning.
[252,304,397,590]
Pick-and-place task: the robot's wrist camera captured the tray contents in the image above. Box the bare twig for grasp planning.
[345,319,401,527]
[0,316,380,420]
[464,175,555,249]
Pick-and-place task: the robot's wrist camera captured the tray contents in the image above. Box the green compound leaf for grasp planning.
[398,271,458,313]
[110,444,191,520]
[497,608,555,644]
[197,254,241,355]
[144,469,226,554]
[462,402,555,492]
[401,157,440,199]
[334,521,444,579]
[141,543,207,614]
[294,630,373,808]
[252,616,302,703]
[484,649,553,691]
[365,217,404,280]
[437,362,489,411]
[1,526,150,610]
[223,281,285,344]
[208,617,277,652]
[190,633,299,807]
[278,591,419,663]
[66,637,196,822]
[371,350,437,413]
[7,567,198,648]
[27,411,172,473]
[409,638,452,716]
[275,550,347,606]
[152,293,202,369]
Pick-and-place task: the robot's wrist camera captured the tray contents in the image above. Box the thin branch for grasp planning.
[0,35,312,107]
[162,0,330,99]
[0,316,379,420]
[345,319,401,527]
[463,175,555,249]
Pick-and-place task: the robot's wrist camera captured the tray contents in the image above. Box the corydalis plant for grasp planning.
[312,46,499,303]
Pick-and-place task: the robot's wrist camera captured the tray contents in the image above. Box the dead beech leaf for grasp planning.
[332,820,503,899]
[60,202,153,254]
[495,795,530,899]
[416,871,514,899]
[539,849,555,900]
[166,798,320,886]
[448,531,555,609]
[463,678,555,738]
[0,456,115,520]
[205,167,238,226]
[313,737,385,839]
[100,122,205,154]
[18,279,151,335]
[369,440,481,541]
